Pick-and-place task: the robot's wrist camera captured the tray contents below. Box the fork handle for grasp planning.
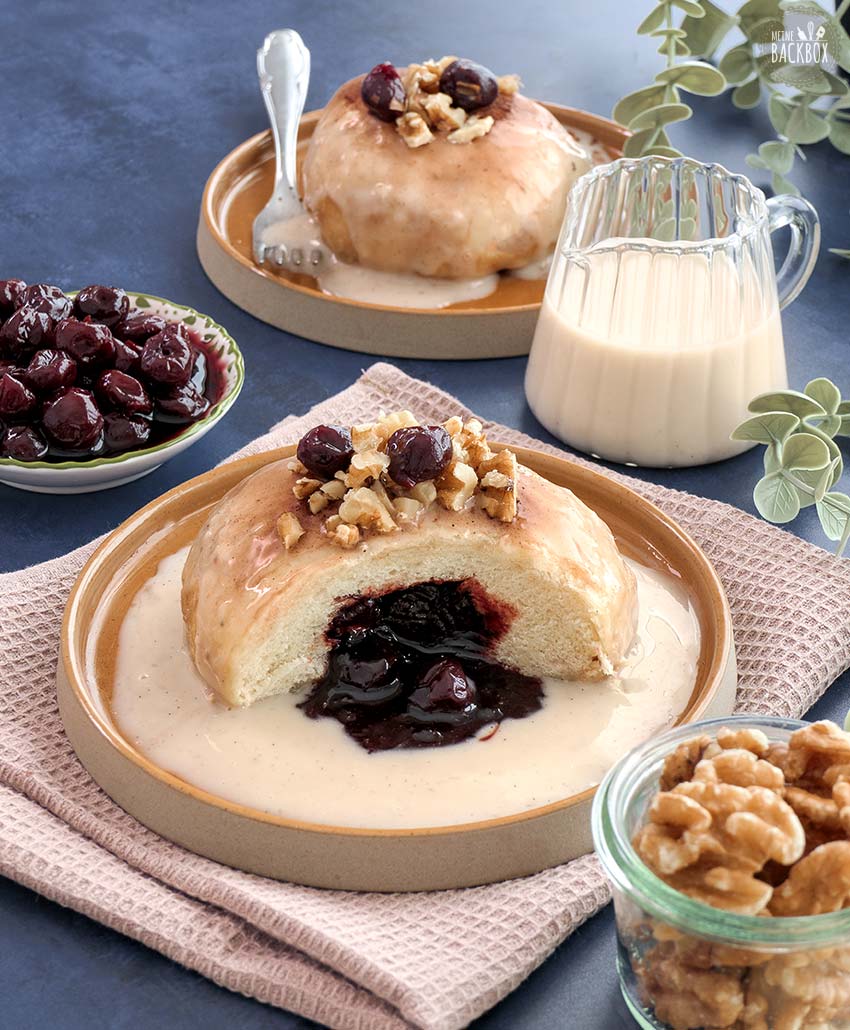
[257,29,310,203]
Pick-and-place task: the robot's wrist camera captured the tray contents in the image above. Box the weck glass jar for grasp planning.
[592,715,850,1030]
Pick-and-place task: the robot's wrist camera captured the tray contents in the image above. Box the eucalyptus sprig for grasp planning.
[614,0,728,158]
[732,378,850,555]
[680,0,850,197]
[617,1,850,254]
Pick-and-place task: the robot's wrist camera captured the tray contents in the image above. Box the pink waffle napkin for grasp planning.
[2,362,850,1030]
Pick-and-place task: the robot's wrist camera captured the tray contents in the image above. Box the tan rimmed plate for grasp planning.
[58,446,736,892]
[196,104,628,359]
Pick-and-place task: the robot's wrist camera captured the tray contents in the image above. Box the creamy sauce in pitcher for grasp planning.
[525,241,787,467]
[109,547,700,830]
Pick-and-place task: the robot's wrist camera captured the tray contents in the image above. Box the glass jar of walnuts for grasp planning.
[592,715,850,1030]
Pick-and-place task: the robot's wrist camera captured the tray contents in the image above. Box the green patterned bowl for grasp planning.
[0,292,244,494]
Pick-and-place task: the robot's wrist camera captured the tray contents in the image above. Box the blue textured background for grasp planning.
[1,1,848,1026]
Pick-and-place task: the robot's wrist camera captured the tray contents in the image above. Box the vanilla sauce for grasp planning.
[110,546,700,830]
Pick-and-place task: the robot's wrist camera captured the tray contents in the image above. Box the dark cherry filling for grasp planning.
[299,581,543,752]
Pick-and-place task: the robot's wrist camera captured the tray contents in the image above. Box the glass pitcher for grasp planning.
[525,156,820,468]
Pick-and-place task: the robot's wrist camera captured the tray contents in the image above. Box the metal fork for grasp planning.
[252,29,326,272]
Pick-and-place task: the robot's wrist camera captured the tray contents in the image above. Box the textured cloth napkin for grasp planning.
[2,361,850,1030]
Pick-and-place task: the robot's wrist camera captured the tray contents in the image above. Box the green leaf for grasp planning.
[781,431,830,471]
[785,104,831,144]
[655,60,727,95]
[651,27,688,40]
[622,128,660,157]
[764,442,782,474]
[637,5,667,34]
[820,71,850,97]
[643,144,685,157]
[829,118,850,156]
[805,422,844,482]
[629,102,694,131]
[731,410,800,444]
[804,377,841,415]
[770,65,832,94]
[768,95,793,135]
[134,295,150,308]
[748,389,826,419]
[747,15,786,45]
[733,77,762,108]
[816,491,850,542]
[789,464,832,507]
[830,248,850,260]
[613,85,668,126]
[680,0,739,58]
[670,0,706,16]
[758,140,795,174]
[754,472,802,523]
[738,0,783,36]
[719,43,755,84]
[772,171,800,196]
[657,37,691,58]
[746,152,768,169]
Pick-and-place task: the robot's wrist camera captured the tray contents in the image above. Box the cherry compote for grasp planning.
[299,580,542,751]
[0,279,227,462]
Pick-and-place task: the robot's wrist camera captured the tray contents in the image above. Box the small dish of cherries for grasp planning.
[0,280,243,493]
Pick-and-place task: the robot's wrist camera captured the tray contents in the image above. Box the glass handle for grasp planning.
[766,194,820,310]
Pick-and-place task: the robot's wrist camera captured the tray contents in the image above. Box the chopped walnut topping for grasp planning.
[308,491,329,515]
[436,459,478,511]
[392,58,509,146]
[409,480,437,507]
[320,479,346,501]
[286,457,307,474]
[339,487,398,534]
[477,449,518,522]
[396,112,434,149]
[292,476,322,499]
[375,409,419,443]
[393,496,423,521]
[328,523,360,549]
[447,114,494,144]
[497,73,521,95]
[351,422,382,453]
[404,63,440,95]
[276,512,304,550]
[422,92,467,131]
[345,448,390,488]
[283,411,517,548]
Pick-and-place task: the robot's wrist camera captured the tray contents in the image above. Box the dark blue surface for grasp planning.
[1,1,848,1027]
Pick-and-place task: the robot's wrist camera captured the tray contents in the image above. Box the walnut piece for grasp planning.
[276,512,304,550]
[447,114,494,143]
[436,460,478,511]
[396,112,433,149]
[327,523,360,549]
[292,476,322,499]
[338,487,397,534]
[770,841,850,916]
[477,449,518,522]
[422,92,467,131]
[497,73,521,95]
[345,449,390,489]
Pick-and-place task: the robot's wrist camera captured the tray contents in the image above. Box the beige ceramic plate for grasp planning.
[58,445,736,892]
[196,104,628,359]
